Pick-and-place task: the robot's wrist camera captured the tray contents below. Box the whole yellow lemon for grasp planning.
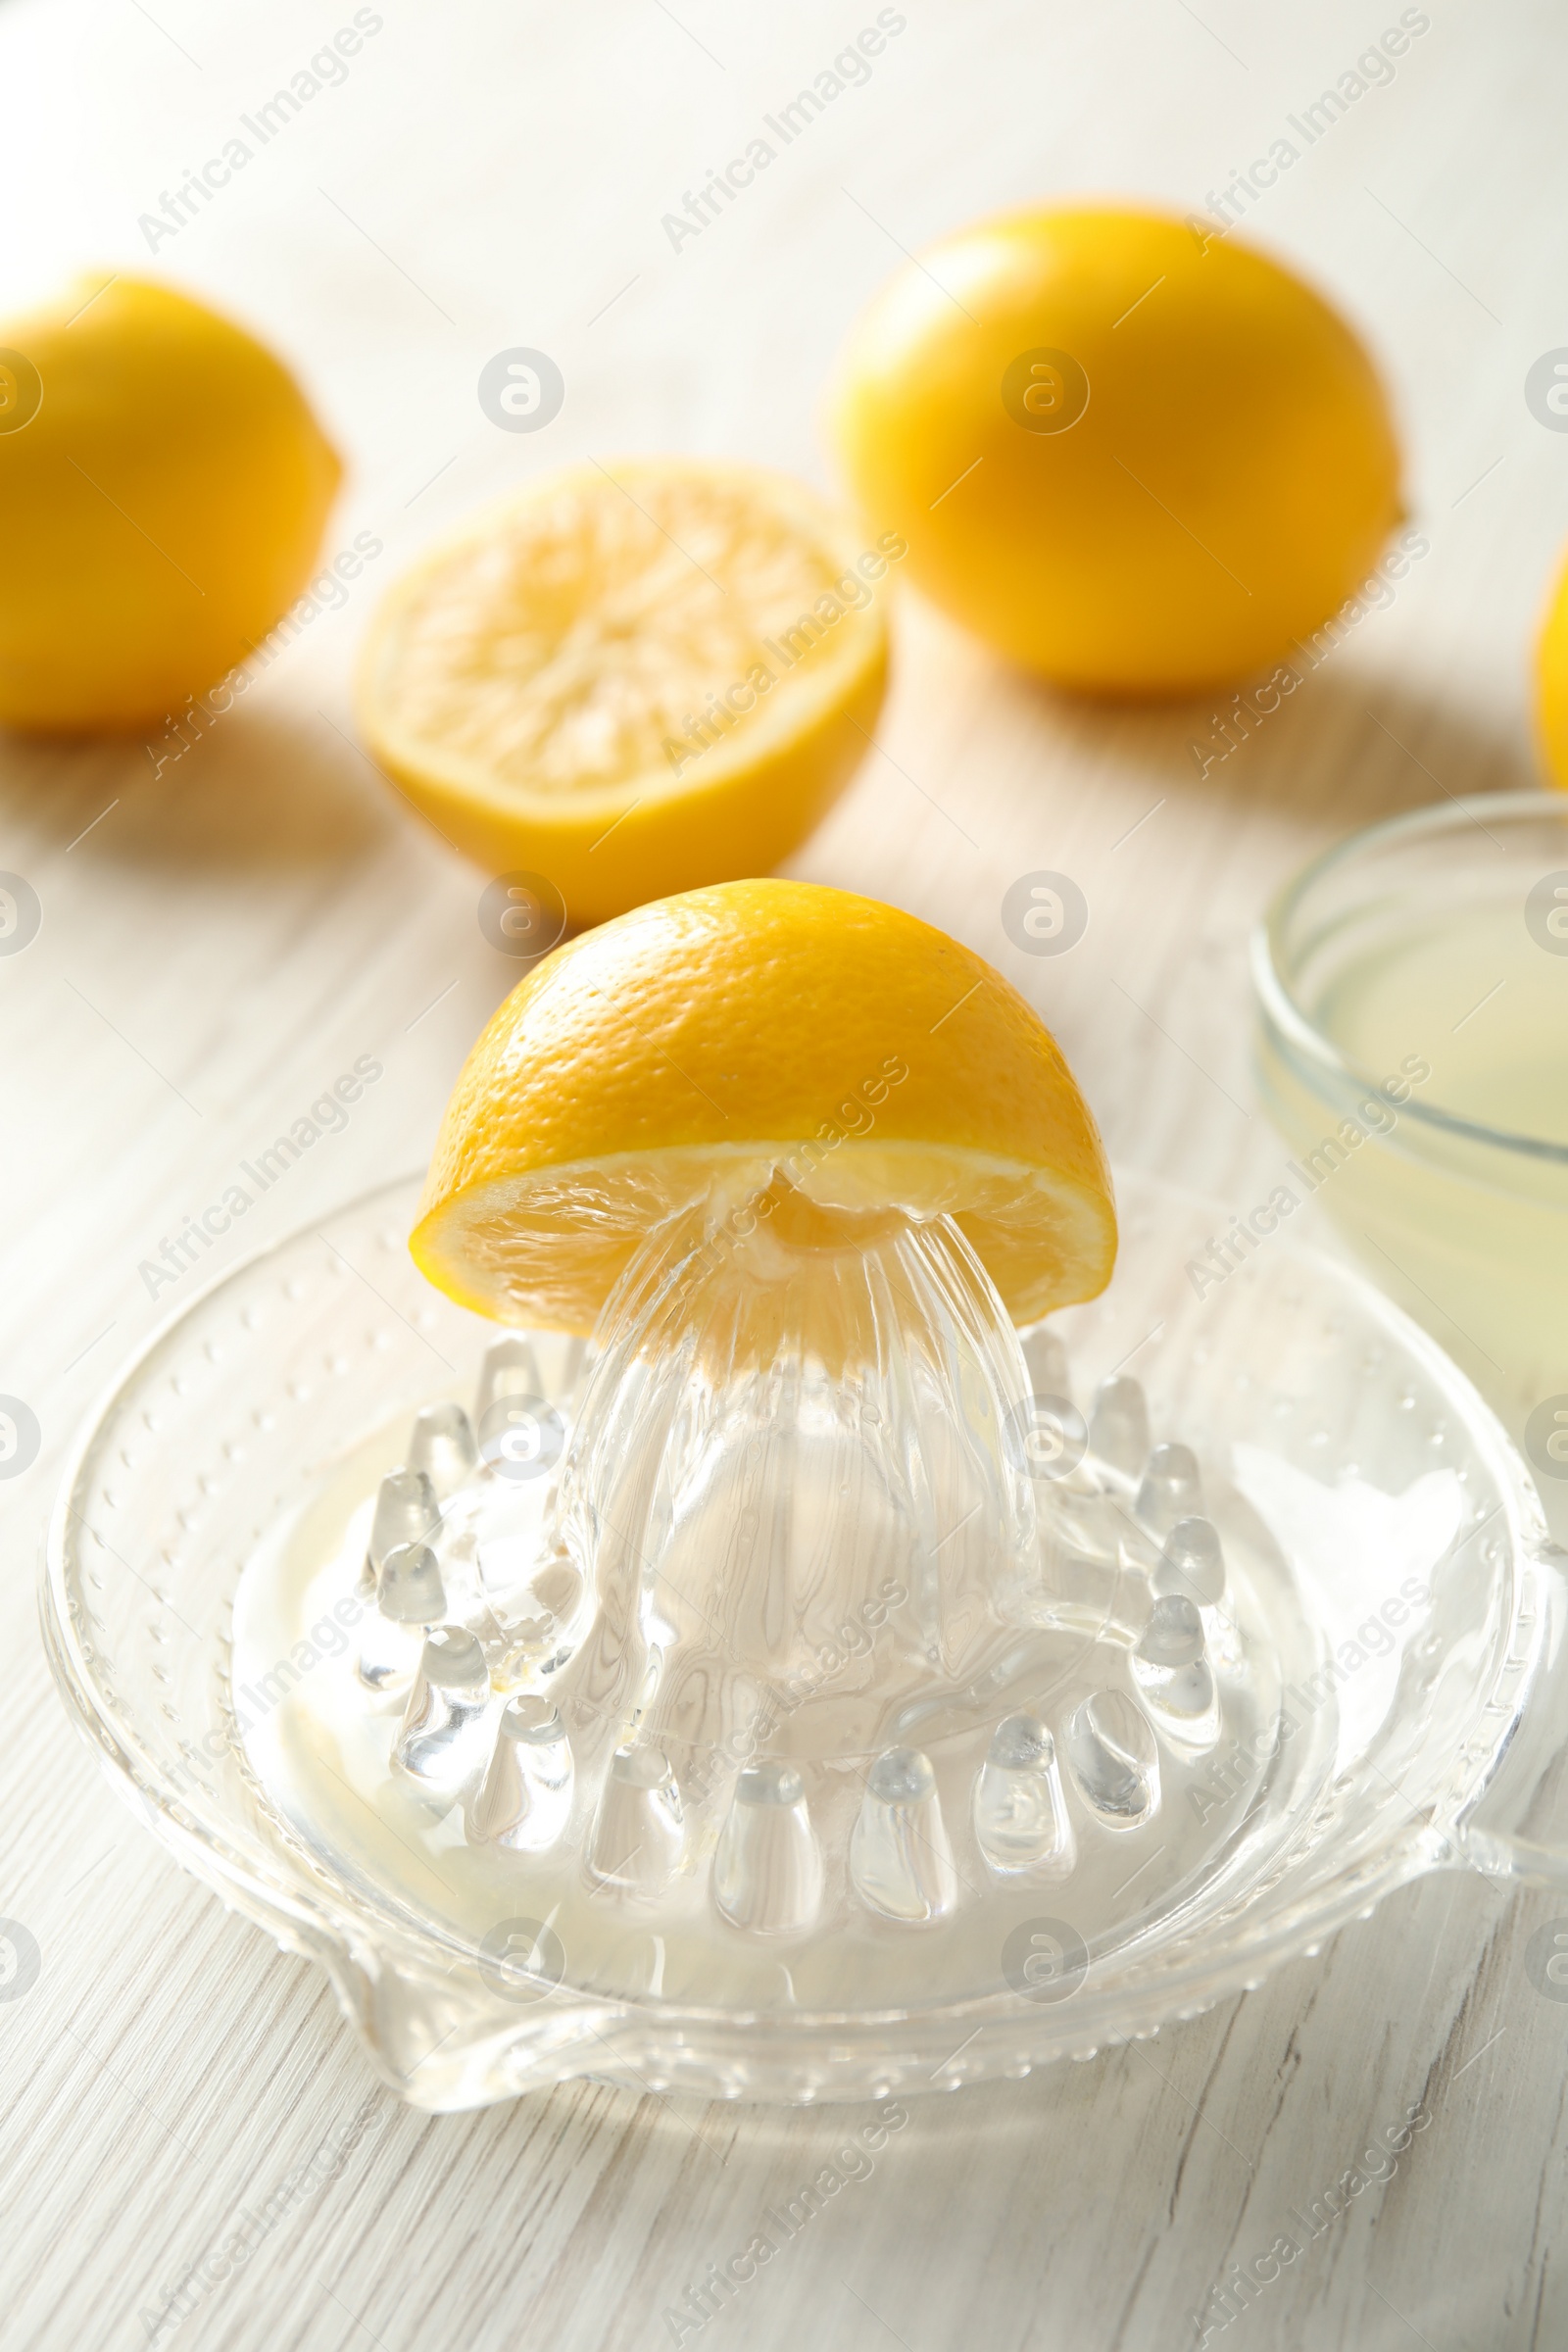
[1535,546,1568,790]
[0,275,341,732]
[830,207,1402,698]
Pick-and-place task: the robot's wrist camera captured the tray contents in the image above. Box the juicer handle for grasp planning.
[1454,1544,1568,1887]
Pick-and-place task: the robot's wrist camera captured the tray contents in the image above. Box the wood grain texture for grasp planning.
[1,1,1564,2346]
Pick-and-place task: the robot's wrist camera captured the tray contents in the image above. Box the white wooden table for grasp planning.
[3,2,1564,2344]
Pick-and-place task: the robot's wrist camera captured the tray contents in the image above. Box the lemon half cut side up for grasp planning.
[358,463,896,927]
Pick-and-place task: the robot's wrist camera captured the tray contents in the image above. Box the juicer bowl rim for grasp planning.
[37,1165,1555,2079]
[1251,786,1568,1167]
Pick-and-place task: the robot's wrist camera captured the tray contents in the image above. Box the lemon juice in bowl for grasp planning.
[1254,793,1568,1446]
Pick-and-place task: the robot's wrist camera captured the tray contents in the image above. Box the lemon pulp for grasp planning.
[358,462,892,923]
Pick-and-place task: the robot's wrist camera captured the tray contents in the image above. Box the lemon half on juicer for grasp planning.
[412,879,1116,1333]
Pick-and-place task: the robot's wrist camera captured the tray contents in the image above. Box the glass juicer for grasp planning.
[43,1142,1568,2109]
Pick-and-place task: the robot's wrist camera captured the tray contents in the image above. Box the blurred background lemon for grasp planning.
[0,274,340,733]
[831,205,1402,699]
[1535,544,1568,789]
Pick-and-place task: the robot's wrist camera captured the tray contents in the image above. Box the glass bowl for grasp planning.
[41,1167,1568,2111]
[1252,789,1568,1427]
